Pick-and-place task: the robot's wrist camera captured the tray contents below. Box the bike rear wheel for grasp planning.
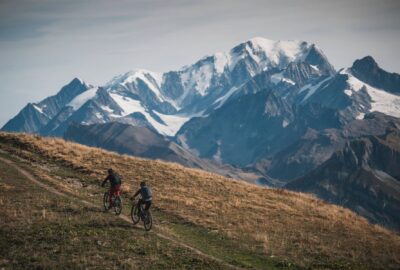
[143,211,152,231]
[114,196,122,215]
[130,204,140,224]
[103,192,110,211]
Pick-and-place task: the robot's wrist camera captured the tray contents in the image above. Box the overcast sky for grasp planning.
[1,0,399,127]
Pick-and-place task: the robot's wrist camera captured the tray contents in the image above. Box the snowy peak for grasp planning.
[304,44,335,75]
[300,66,400,121]
[229,37,310,70]
[103,69,178,114]
[178,37,320,82]
[1,78,91,133]
[105,70,163,100]
[57,78,92,99]
[178,57,217,99]
[350,56,400,95]
[105,69,162,90]
[352,56,378,71]
[162,37,333,112]
[49,77,92,104]
[1,102,50,133]
[70,77,90,88]
[341,68,400,118]
[245,37,308,64]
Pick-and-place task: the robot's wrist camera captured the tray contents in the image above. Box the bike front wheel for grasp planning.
[143,211,153,231]
[103,192,110,211]
[114,196,122,215]
[130,204,140,224]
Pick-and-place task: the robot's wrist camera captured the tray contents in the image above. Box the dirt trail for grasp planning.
[0,156,243,270]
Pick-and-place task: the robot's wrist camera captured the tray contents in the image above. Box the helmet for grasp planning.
[107,168,113,174]
[140,181,146,187]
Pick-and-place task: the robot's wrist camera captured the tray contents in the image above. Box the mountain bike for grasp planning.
[130,198,152,231]
[103,188,122,215]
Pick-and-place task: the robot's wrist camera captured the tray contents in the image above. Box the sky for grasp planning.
[1,0,400,127]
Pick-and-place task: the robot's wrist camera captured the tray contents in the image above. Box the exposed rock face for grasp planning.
[2,103,50,133]
[2,78,90,133]
[351,56,400,95]
[176,89,296,166]
[3,38,334,138]
[265,113,400,181]
[287,127,400,231]
[64,122,266,184]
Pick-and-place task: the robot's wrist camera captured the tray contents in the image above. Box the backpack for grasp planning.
[110,173,122,186]
[141,186,152,201]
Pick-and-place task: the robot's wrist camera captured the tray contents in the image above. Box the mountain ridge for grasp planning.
[2,37,333,137]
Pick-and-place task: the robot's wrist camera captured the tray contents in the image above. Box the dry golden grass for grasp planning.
[1,132,399,269]
[0,155,224,269]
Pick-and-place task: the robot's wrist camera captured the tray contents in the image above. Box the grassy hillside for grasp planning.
[1,132,399,269]
[0,155,225,269]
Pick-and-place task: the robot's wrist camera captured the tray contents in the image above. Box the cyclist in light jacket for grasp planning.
[131,181,152,212]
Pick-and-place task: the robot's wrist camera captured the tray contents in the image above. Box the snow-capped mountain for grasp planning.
[177,55,400,167]
[2,37,334,137]
[162,38,334,114]
[304,56,400,121]
[3,37,399,147]
[3,37,399,143]
[2,38,399,159]
[2,78,91,133]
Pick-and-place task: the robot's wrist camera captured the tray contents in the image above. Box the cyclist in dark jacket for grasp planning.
[131,181,152,212]
[101,168,122,208]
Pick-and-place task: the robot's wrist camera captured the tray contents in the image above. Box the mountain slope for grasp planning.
[287,127,400,231]
[178,55,400,169]
[2,78,90,133]
[265,112,400,181]
[64,122,188,160]
[0,156,226,269]
[351,56,400,95]
[1,132,399,269]
[63,122,265,184]
[176,89,295,166]
[1,103,50,133]
[304,58,400,121]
